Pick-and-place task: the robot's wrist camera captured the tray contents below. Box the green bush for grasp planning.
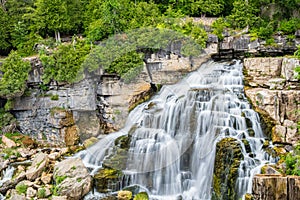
[278,18,300,35]
[284,143,300,176]
[40,37,91,84]
[0,51,31,99]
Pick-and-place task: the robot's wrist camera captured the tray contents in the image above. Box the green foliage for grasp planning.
[284,143,300,176]
[108,51,144,83]
[190,0,225,16]
[83,27,203,82]
[37,188,46,198]
[55,175,67,185]
[212,18,229,41]
[0,51,31,99]
[0,7,12,53]
[50,94,59,101]
[11,23,42,56]
[30,0,84,40]
[16,183,28,195]
[4,99,14,111]
[227,0,259,29]
[40,38,91,83]
[278,18,300,35]
[157,18,208,48]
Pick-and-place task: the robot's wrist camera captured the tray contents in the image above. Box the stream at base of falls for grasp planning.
[78,60,276,200]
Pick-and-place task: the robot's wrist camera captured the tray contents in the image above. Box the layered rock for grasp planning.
[244,57,300,145]
[7,43,211,146]
[251,175,300,200]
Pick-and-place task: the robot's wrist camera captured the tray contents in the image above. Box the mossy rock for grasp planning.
[212,137,243,200]
[94,168,123,193]
[134,192,149,200]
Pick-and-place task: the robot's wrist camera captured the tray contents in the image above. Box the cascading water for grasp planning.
[81,60,275,199]
[0,166,15,199]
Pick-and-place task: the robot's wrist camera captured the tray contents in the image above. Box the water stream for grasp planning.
[81,60,275,199]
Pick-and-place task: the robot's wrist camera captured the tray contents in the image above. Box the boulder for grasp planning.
[2,135,17,148]
[94,168,123,193]
[53,158,92,200]
[117,190,132,200]
[9,189,26,200]
[26,153,48,181]
[26,187,36,198]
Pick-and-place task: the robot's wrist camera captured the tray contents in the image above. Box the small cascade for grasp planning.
[0,166,15,199]
[81,60,275,199]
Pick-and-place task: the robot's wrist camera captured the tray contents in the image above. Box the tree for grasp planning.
[40,38,91,84]
[0,51,31,99]
[0,7,11,54]
[227,0,259,29]
[85,0,134,41]
[32,0,83,42]
[190,0,225,16]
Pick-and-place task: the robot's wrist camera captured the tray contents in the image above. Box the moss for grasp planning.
[50,94,59,100]
[55,175,67,185]
[16,183,28,195]
[94,168,123,193]
[129,94,151,112]
[213,138,243,200]
[134,192,149,200]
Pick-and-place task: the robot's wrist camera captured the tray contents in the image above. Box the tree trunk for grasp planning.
[55,31,61,43]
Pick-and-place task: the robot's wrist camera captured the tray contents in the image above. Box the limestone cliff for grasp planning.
[243,57,300,145]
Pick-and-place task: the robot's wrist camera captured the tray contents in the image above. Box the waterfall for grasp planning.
[81,60,274,199]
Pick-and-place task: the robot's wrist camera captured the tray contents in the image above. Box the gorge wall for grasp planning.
[7,48,211,146]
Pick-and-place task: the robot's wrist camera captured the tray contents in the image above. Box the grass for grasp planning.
[16,183,28,195]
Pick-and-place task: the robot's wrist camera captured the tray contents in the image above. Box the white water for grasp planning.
[0,166,15,200]
[82,60,275,199]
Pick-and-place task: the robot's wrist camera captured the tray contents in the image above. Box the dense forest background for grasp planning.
[0,0,300,56]
[0,0,299,100]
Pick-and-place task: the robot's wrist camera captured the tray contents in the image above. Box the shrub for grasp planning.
[40,37,91,84]
[0,51,31,99]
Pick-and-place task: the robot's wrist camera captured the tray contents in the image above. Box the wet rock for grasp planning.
[134,192,149,200]
[94,168,123,193]
[26,153,48,181]
[261,165,281,175]
[53,158,92,200]
[83,137,99,148]
[212,138,243,200]
[117,190,132,200]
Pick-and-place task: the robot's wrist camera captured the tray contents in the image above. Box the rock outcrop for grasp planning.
[212,138,243,200]
[5,42,211,146]
[244,57,300,145]
[251,175,300,200]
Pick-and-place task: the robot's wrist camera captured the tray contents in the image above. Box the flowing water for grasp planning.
[0,166,15,200]
[81,60,275,199]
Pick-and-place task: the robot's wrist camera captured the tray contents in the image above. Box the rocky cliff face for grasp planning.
[243,57,300,146]
[7,46,212,146]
